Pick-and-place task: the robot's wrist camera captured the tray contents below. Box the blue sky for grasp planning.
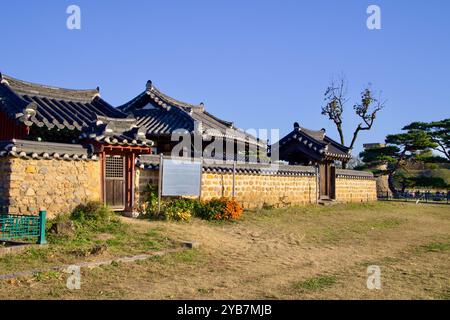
[1,0,449,154]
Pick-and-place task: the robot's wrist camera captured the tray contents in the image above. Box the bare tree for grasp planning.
[349,86,386,150]
[322,76,386,168]
[321,76,347,145]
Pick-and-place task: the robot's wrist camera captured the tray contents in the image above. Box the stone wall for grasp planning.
[136,164,378,209]
[135,160,319,209]
[201,173,317,208]
[135,167,159,209]
[335,177,377,203]
[1,157,101,217]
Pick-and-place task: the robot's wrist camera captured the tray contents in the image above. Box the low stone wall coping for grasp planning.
[137,155,375,179]
[137,155,316,176]
[0,139,97,161]
[336,169,375,180]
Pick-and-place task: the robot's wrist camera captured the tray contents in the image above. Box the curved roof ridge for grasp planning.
[148,83,203,110]
[299,126,326,141]
[147,82,234,128]
[1,74,99,103]
[202,110,234,128]
[117,91,147,113]
[323,135,350,151]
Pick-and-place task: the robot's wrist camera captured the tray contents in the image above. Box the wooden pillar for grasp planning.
[130,153,136,211]
[100,151,106,204]
[330,165,336,200]
[124,153,135,212]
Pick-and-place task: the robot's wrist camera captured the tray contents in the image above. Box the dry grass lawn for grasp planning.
[0,202,449,300]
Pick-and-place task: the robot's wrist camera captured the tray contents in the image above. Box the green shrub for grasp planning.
[194,198,226,221]
[47,212,71,229]
[161,204,191,222]
[148,198,199,222]
[71,201,113,223]
[142,194,244,222]
[144,184,159,214]
[171,198,200,213]
[45,202,123,245]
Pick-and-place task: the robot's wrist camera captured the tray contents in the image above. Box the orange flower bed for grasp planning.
[219,197,243,220]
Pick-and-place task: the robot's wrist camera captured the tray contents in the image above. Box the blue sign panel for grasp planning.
[162,159,202,196]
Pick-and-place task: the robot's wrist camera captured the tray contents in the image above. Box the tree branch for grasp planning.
[349,88,385,150]
[322,76,348,145]
[434,140,450,160]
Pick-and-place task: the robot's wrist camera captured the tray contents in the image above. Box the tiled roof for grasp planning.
[119,81,265,148]
[79,115,152,147]
[274,123,351,162]
[0,74,152,146]
[134,108,192,136]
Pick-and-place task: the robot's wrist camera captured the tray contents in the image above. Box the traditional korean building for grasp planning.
[0,73,153,214]
[272,122,352,201]
[119,80,267,161]
[0,74,377,217]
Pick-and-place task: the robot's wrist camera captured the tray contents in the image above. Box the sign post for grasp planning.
[38,210,47,245]
[198,157,203,199]
[158,153,163,215]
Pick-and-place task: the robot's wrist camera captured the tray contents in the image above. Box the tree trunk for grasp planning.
[388,173,397,195]
[349,125,362,151]
[336,124,347,169]
[336,124,345,146]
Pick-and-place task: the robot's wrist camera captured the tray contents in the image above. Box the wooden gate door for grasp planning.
[319,163,331,199]
[330,165,336,200]
[105,155,126,210]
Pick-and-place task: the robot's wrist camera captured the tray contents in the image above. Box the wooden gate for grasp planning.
[319,163,336,200]
[105,155,126,210]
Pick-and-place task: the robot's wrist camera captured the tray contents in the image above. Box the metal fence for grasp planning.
[378,191,450,205]
[0,210,47,244]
